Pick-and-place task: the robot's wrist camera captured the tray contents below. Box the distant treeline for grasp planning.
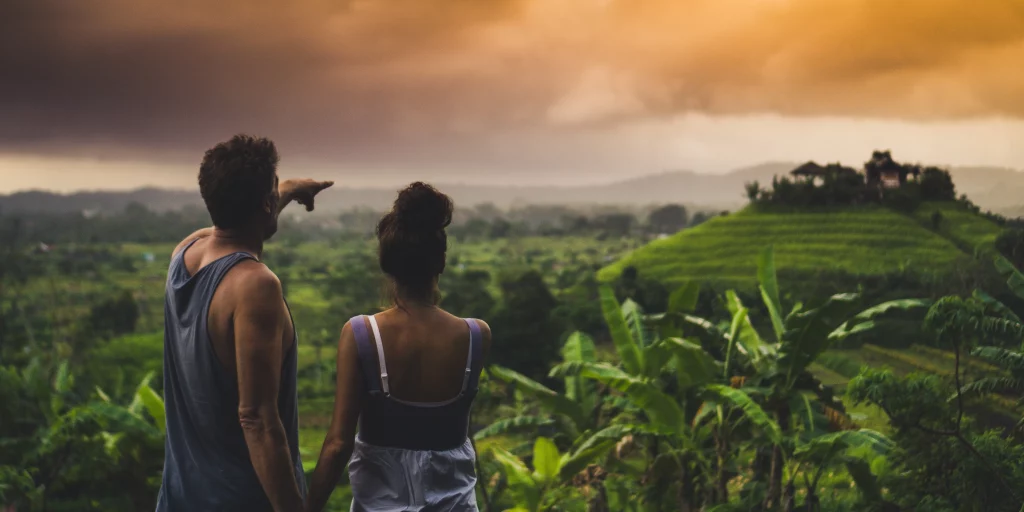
[0,201,723,247]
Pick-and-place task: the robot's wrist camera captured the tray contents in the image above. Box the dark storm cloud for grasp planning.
[0,0,563,164]
[1,0,1023,167]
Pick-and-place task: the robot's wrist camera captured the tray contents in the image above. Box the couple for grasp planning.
[156,134,490,511]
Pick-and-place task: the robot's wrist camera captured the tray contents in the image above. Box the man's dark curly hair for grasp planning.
[198,134,279,230]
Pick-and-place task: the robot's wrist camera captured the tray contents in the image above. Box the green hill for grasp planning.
[911,202,1001,251]
[599,203,1002,288]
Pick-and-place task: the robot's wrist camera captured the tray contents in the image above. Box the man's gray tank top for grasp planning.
[156,239,305,511]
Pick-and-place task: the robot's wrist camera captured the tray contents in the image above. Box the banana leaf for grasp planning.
[601,285,644,374]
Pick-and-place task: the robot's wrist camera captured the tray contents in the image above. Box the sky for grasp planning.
[1,0,1023,192]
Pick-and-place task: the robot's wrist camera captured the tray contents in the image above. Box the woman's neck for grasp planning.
[391,280,438,311]
[393,296,437,311]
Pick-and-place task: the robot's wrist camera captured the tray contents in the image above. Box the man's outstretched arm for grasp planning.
[235,269,304,512]
[277,179,334,214]
[171,179,333,258]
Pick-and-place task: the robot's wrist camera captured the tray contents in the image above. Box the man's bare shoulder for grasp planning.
[171,228,215,259]
[221,260,283,310]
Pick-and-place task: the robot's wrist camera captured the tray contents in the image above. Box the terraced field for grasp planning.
[599,205,987,287]
[814,344,1022,429]
[911,202,1002,253]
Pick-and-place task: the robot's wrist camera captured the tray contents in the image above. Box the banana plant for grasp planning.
[550,346,779,510]
[490,436,618,512]
[1,360,165,510]
[478,332,599,442]
[784,429,894,511]
[481,284,702,442]
[648,246,927,508]
[590,282,787,509]
[743,246,928,507]
[96,371,166,437]
[481,287,732,511]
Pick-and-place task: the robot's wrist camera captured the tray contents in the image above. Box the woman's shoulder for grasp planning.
[459,317,491,358]
[444,312,490,336]
[465,317,490,335]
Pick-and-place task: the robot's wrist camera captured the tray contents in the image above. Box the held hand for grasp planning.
[280,179,334,212]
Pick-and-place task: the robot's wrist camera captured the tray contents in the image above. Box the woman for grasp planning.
[306,182,491,512]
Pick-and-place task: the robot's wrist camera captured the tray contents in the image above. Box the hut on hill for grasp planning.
[865,150,905,188]
[791,161,859,182]
[791,161,826,180]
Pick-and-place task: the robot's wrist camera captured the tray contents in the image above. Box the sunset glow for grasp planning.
[1,0,1022,190]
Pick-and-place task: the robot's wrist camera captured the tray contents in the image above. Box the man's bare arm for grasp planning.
[172,179,333,258]
[235,268,304,512]
[278,179,334,214]
[305,321,364,512]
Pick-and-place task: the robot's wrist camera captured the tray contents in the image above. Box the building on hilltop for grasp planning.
[789,151,917,190]
[790,161,858,182]
[790,161,825,180]
[865,150,915,189]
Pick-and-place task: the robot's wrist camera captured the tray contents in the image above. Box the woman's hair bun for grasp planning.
[393,182,453,232]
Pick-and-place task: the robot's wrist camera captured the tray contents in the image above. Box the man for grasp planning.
[156,134,332,511]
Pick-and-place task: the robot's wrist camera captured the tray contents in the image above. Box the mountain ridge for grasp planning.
[2,163,1022,215]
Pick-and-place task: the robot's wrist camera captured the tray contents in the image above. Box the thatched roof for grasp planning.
[792,161,860,178]
[791,161,826,177]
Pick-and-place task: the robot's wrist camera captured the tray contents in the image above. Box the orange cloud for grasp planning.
[0,0,1021,162]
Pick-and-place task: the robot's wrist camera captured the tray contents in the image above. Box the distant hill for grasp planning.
[598,202,1003,289]
[2,162,1022,215]
[0,188,203,215]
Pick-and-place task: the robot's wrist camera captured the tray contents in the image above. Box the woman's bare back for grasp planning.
[367,307,490,403]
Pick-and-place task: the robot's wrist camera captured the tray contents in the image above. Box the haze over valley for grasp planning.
[4,161,1023,216]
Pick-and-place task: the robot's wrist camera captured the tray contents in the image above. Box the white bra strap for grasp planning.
[460,319,474,392]
[367,315,390,396]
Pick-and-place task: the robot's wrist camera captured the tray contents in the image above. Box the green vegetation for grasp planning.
[1,203,646,511]
[476,246,1024,511]
[913,202,1003,252]
[5,175,1024,512]
[601,206,991,288]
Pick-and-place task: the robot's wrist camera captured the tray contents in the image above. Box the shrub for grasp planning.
[995,228,1024,269]
[882,186,922,214]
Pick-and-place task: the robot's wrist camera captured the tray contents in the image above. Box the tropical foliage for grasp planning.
[477,246,932,511]
[6,193,1024,512]
[0,360,165,510]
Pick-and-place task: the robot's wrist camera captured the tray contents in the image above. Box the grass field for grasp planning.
[599,204,999,288]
